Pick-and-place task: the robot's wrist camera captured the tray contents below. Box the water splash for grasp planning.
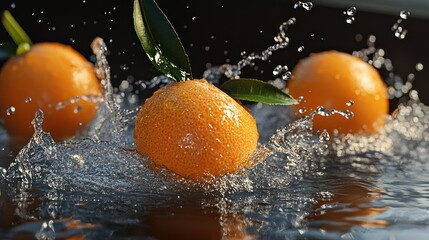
[88,37,137,144]
[0,16,428,236]
[353,35,414,100]
[5,110,56,188]
[204,18,296,81]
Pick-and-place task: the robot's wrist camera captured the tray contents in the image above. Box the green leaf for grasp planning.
[0,41,15,60]
[220,78,297,105]
[1,10,33,47]
[133,0,192,81]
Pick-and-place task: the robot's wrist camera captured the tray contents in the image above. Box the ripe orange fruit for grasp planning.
[0,42,101,141]
[288,51,389,134]
[134,79,259,180]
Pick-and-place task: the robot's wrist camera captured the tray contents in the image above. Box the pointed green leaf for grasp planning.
[133,0,192,81]
[220,78,297,105]
[0,41,15,60]
[1,10,33,47]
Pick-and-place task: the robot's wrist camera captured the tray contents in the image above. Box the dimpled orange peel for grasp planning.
[288,51,389,135]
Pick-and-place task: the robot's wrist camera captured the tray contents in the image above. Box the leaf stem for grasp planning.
[1,10,33,55]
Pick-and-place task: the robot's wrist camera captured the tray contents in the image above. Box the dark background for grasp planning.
[1,0,428,106]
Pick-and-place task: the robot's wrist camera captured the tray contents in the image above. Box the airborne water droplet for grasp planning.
[294,1,302,9]
[343,110,354,119]
[282,71,292,80]
[298,46,305,52]
[346,100,354,106]
[400,10,410,19]
[346,17,355,24]
[392,16,408,39]
[302,2,313,10]
[345,7,357,16]
[416,62,424,71]
[273,65,288,75]
[6,106,16,115]
[294,1,313,11]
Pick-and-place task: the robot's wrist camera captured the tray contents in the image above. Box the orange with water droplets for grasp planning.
[0,42,101,141]
[134,79,259,180]
[288,51,389,135]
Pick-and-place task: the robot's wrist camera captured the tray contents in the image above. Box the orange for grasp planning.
[0,42,101,141]
[288,51,388,134]
[134,79,259,180]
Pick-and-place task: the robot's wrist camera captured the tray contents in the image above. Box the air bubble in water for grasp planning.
[299,107,307,114]
[346,100,354,107]
[400,10,410,19]
[297,96,305,103]
[6,106,15,115]
[25,97,32,103]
